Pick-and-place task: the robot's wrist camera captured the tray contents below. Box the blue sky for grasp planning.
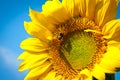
[0,0,120,80]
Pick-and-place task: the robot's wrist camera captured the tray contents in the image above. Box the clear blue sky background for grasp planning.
[0,0,120,80]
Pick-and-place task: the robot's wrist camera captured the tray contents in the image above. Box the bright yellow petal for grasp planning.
[42,0,70,25]
[80,69,92,80]
[43,71,56,80]
[43,70,62,80]
[62,0,94,17]
[18,51,50,71]
[62,0,74,16]
[95,0,118,26]
[29,9,56,32]
[18,51,30,60]
[85,0,96,20]
[92,64,105,80]
[19,57,48,71]
[102,19,120,41]
[78,0,86,17]
[99,45,120,73]
[108,40,120,49]
[24,22,53,42]
[62,0,98,19]
[73,0,82,16]
[72,78,79,80]
[24,62,51,80]
[55,75,62,80]
[20,38,49,52]
[18,51,49,60]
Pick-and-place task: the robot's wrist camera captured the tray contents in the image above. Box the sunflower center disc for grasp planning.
[60,30,97,70]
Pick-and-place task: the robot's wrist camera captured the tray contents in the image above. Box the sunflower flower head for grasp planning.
[18,0,120,80]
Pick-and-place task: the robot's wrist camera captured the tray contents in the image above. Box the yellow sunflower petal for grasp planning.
[85,0,96,20]
[62,0,74,16]
[18,51,49,60]
[55,75,62,80]
[24,22,52,42]
[43,70,62,80]
[42,0,70,25]
[102,19,120,41]
[18,51,30,60]
[62,0,95,17]
[73,0,82,16]
[19,57,48,72]
[18,52,50,71]
[29,9,56,32]
[72,78,79,80]
[95,0,118,26]
[63,0,97,19]
[24,62,51,80]
[43,71,56,80]
[78,0,86,17]
[108,40,120,48]
[99,45,120,73]
[20,38,49,52]
[92,64,105,80]
[80,69,92,80]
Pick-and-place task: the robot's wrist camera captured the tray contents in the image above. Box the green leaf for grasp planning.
[92,76,97,80]
[105,73,115,80]
[116,68,120,72]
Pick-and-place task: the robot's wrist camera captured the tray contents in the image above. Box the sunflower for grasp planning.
[18,0,120,80]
